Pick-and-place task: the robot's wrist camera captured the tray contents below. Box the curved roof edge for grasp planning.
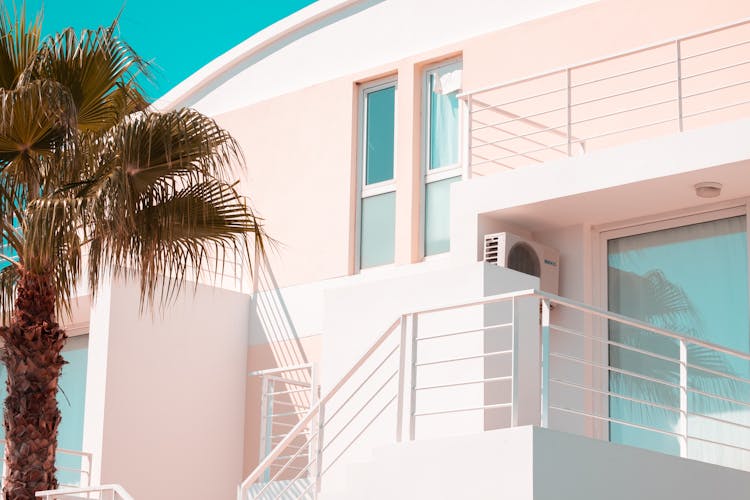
[154,0,363,112]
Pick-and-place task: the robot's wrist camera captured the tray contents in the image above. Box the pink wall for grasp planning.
[213,0,750,292]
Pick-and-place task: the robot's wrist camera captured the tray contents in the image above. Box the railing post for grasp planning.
[566,69,572,156]
[679,339,688,458]
[396,315,408,442]
[510,297,520,427]
[409,313,419,440]
[314,404,326,497]
[540,298,551,428]
[461,96,473,180]
[258,376,270,481]
[676,40,684,132]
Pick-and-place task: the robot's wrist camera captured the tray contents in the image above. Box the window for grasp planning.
[604,209,750,468]
[358,78,397,269]
[423,60,462,256]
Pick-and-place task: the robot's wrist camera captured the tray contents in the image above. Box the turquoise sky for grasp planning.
[18,0,317,99]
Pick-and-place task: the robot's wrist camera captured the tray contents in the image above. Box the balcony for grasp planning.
[240,277,750,499]
[458,18,750,178]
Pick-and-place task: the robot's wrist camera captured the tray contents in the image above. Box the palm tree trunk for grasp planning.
[0,270,66,500]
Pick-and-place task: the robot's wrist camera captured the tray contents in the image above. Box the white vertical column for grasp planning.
[540,298,551,428]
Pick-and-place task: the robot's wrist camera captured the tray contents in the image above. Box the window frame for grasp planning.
[356,76,398,271]
[420,58,463,259]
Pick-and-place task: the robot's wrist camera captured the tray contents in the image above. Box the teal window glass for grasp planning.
[424,176,460,256]
[0,335,88,486]
[429,73,460,170]
[365,86,396,185]
[360,192,396,268]
[607,216,750,466]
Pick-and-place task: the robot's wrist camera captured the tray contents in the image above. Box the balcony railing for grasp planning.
[0,440,92,490]
[35,484,133,500]
[458,17,750,178]
[239,288,750,499]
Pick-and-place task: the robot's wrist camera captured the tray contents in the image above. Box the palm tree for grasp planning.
[0,7,263,499]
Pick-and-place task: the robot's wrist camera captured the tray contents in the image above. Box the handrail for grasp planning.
[238,318,401,499]
[240,287,750,497]
[458,16,750,98]
[459,16,750,176]
[35,484,133,500]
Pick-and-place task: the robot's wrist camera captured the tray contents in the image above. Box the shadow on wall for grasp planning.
[253,252,309,368]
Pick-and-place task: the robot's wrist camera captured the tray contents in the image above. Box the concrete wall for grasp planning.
[84,278,251,500]
[319,262,537,496]
[324,426,750,499]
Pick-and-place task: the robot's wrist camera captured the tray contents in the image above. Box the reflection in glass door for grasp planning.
[607,215,750,468]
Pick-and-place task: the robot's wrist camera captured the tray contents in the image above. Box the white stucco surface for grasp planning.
[159,0,596,115]
[324,426,750,499]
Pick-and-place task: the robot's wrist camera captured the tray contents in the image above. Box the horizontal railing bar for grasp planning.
[267,388,312,396]
[472,105,567,132]
[416,375,512,391]
[686,362,750,386]
[550,405,685,439]
[414,402,512,418]
[459,17,750,98]
[688,409,750,430]
[550,351,682,390]
[471,87,567,115]
[683,78,750,100]
[682,58,750,82]
[323,344,399,425]
[271,421,303,428]
[550,323,683,366]
[567,116,678,148]
[416,322,512,342]
[681,37,750,62]
[471,140,570,166]
[550,378,684,414]
[323,371,398,451]
[264,375,311,387]
[572,58,676,89]
[683,97,750,119]
[270,399,308,408]
[471,143,527,169]
[688,435,750,454]
[415,349,512,367]
[472,94,678,153]
[270,410,310,417]
[472,118,570,158]
[687,387,750,410]
[274,454,310,461]
[248,364,313,377]
[539,290,750,362]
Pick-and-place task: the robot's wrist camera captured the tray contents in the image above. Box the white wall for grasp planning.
[162,0,596,116]
[84,278,251,500]
[323,425,750,499]
[319,262,538,496]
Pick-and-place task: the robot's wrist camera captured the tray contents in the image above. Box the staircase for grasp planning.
[239,288,750,499]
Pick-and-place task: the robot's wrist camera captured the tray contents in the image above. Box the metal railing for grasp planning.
[249,364,317,484]
[0,441,92,489]
[35,484,133,500]
[459,17,750,178]
[239,289,750,499]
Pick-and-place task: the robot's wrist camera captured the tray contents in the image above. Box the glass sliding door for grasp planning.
[607,214,750,468]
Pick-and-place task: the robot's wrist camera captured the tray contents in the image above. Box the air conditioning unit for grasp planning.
[483,232,560,294]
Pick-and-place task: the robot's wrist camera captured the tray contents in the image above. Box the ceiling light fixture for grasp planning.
[694,182,722,198]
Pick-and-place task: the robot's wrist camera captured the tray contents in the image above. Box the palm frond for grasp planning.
[0,3,42,90]
[0,79,76,197]
[32,24,148,132]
